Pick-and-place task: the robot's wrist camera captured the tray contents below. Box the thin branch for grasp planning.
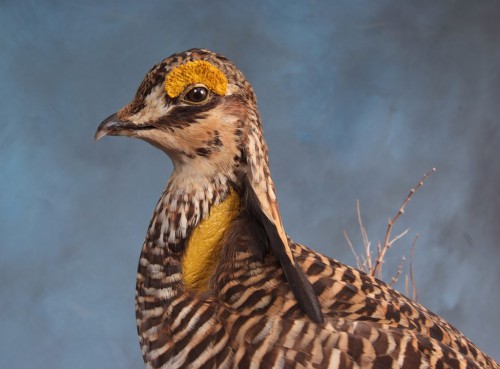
[376,241,382,276]
[343,230,362,270]
[409,234,419,301]
[343,168,434,302]
[390,256,406,286]
[388,228,410,247]
[372,168,436,277]
[357,200,370,254]
[356,200,372,274]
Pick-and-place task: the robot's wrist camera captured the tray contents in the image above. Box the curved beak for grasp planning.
[94,113,155,141]
[94,113,125,141]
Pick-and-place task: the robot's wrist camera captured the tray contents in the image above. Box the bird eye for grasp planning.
[183,86,209,104]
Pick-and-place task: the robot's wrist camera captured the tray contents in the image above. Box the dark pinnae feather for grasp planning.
[244,179,324,324]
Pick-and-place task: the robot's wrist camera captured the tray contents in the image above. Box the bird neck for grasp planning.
[136,170,241,356]
[141,167,238,290]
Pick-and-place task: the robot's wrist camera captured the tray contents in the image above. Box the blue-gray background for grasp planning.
[1,1,499,367]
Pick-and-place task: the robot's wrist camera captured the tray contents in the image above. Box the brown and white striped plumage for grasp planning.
[95,49,498,369]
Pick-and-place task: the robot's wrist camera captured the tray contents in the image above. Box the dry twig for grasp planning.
[344,230,362,270]
[390,256,406,286]
[343,168,436,301]
[372,168,436,277]
[409,234,419,301]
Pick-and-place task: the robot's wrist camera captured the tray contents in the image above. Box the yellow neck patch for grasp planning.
[182,190,240,290]
[165,60,228,98]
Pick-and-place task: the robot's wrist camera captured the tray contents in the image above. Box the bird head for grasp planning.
[95,48,260,179]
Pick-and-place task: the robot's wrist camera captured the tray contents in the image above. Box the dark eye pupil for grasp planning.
[186,87,208,102]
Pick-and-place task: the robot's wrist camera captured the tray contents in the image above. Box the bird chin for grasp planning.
[138,135,182,159]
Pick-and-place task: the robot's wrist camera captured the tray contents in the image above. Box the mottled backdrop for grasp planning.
[1,1,499,367]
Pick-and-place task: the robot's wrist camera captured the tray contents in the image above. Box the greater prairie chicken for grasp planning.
[95,49,498,369]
